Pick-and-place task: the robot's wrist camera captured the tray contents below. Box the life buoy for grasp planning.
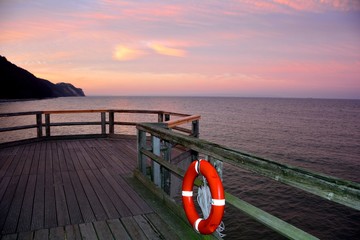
[182,159,225,235]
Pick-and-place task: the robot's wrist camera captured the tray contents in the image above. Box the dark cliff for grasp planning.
[0,55,85,99]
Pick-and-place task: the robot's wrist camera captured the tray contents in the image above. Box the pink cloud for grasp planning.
[75,12,120,20]
[95,1,185,22]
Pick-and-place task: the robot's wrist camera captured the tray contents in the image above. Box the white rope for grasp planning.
[197,177,211,218]
[197,176,226,238]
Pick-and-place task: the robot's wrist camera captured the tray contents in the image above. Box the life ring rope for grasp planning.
[181,159,225,235]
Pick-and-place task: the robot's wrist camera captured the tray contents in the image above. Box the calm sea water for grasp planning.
[1,96,359,239]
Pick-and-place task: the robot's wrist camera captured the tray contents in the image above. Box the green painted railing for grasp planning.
[136,122,360,240]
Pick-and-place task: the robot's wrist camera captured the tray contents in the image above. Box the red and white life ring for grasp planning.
[182,159,225,235]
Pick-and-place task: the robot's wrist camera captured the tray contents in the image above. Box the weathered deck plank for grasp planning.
[17,175,36,232]
[91,169,132,217]
[84,169,119,220]
[61,171,83,225]
[106,219,130,240]
[121,217,147,240]
[133,215,161,240]
[53,172,70,227]
[92,221,113,240]
[31,172,45,231]
[64,225,81,240]
[44,169,57,229]
[68,171,96,222]
[100,169,144,216]
[2,174,28,233]
[76,171,108,221]
[0,176,20,234]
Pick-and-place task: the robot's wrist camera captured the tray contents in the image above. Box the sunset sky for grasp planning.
[1,0,359,98]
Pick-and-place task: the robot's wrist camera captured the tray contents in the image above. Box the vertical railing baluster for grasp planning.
[45,113,50,137]
[36,113,42,138]
[137,129,147,175]
[152,136,161,187]
[163,140,172,195]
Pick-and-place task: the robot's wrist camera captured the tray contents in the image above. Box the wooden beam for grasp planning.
[165,115,201,128]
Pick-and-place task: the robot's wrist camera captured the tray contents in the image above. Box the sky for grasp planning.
[1,0,360,98]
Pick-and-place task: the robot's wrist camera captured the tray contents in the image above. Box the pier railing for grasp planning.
[0,110,200,146]
[136,122,360,240]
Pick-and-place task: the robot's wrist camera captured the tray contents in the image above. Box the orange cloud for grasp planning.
[147,43,187,57]
[113,45,145,61]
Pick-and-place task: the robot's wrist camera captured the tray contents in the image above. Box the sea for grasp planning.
[0,96,359,239]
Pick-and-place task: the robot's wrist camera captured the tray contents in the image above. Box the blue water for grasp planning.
[1,96,359,239]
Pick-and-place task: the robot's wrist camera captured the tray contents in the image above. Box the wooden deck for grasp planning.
[0,138,200,240]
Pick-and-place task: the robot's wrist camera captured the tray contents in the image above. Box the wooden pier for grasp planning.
[0,137,203,240]
[1,109,359,240]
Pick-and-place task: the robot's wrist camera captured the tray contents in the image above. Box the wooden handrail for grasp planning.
[137,123,360,211]
[42,109,107,114]
[0,109,193,116]
[136,122,360,239]
[0,111,42,117]
[165,115,201,128]
[0,109,199,145]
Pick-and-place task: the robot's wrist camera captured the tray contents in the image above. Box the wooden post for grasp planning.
[36,113,42,138]
[101,112,106,135]
[192,120,199,138]
[45,113,50,137]
[109,111,114,134]
[158,113,164,122]
[191,119,199,160]
[152,136,161,187]
[137,130,147,175]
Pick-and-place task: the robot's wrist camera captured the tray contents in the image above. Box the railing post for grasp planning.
[152,135,161,187]
[36,113,42,138]
[192,120,199,138]
[158,113,164,122]
[45,113,50,137]
[191,119,200,160]
[101,112,106,135]
[137,129,147,175]
[109,111,114,134]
